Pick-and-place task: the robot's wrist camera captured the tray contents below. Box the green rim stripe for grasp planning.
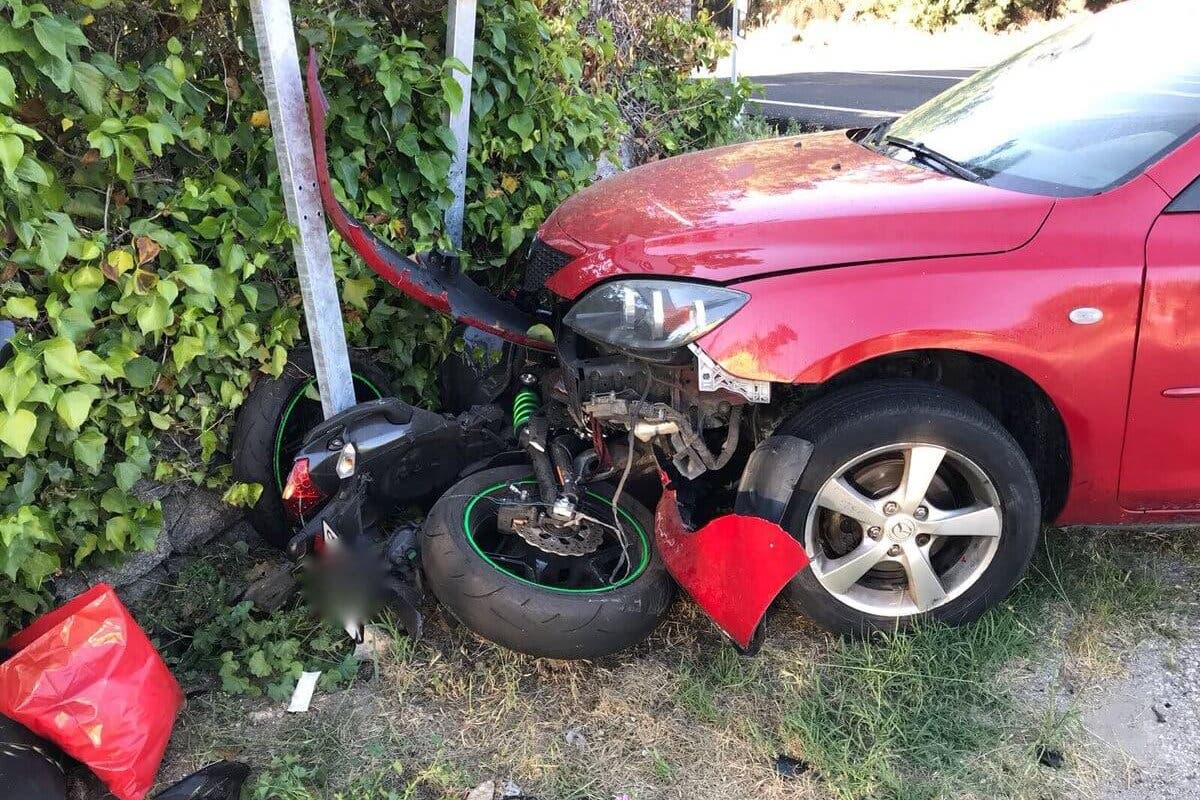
[272,372,384,491]
[463,480,651,594]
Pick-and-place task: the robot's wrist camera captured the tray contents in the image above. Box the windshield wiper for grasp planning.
[864,119,894,146]
[881,135,983,183]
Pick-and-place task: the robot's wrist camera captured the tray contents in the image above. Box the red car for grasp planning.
[531,3,1200,634]
[301,2,1199,652]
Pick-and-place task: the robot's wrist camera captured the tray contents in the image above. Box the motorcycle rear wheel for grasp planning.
[230,348,390,547]
[421,465,675,659]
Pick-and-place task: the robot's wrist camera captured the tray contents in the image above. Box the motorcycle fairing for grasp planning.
[304,50,551,351]
[654,489,810,649]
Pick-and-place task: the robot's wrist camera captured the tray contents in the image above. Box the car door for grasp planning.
[1119,176,1200,512]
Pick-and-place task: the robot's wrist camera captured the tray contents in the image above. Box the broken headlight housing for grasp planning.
[563,279,749,352]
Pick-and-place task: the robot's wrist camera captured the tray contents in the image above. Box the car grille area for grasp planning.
[523,238,574,292]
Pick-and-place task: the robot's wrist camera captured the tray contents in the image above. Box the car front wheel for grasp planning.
[777,380,1042,636]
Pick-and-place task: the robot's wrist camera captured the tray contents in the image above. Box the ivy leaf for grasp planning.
[114,461,143,492]
[1,368,37,413]
[103,249,134,280]
[441,74,463,113]
[55,387,97,431]
[4,296,37,319]
[135,235,161,266]
[342,276,374,311]
[123,355,157,389]
[104,515,130,548]
[32,17,70,64]
[0,133,24,178]
[171,335,205,370]
[17,549,59,589]
[0,65,14,107]
[72,428,107,473]
[41,337,86,385]
[176,263,214,296]
[414,151,450,186]
[507,112,534,140]
[144,64,183,103]
[70,62,107,115]
[0,408,37,456]
[135,295,174,334]
[36,220,71,271]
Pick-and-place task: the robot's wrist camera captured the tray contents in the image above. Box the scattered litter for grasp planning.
[564,726,587,750]
[774,753,811,778]
[465,779,495,800]
[612,794,632,800]
[287,671,322,713]
[501,780,523,797]
[1036,745,1065,768]
[1152,703,1168,723]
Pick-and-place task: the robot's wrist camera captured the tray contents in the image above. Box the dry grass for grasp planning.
[153,526,1195,800]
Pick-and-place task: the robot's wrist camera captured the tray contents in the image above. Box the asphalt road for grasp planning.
[748,69,976,129]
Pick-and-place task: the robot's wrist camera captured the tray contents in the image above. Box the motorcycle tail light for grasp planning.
[281,458,326,520]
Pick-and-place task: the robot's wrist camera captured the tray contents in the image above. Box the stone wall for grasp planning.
[52,486,247,605]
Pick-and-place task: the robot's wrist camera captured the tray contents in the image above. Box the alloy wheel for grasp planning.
[802,443,1003,617]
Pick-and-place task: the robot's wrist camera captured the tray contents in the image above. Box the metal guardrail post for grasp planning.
[444,0,478,250]
[250,0,356,417]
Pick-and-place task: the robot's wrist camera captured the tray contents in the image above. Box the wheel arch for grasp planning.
[796,348,1071,522]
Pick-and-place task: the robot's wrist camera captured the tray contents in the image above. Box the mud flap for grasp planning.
[653,435,814,650]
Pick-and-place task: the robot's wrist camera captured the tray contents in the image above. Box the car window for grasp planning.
[879,0,1200,198]
[1166,176,1200,213]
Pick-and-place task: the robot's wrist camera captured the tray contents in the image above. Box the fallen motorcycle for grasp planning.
[234,51,808,659]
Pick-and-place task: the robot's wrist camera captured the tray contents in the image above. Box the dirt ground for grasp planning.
[132,525,1200,800]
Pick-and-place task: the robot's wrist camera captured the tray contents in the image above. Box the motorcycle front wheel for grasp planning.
[421,465,675,659]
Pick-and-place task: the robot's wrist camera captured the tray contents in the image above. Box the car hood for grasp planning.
[539,131,1055,299]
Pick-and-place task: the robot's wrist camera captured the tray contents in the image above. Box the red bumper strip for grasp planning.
[654,489,810,649]
[304,50,551,351]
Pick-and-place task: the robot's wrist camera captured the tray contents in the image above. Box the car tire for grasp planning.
[775,380,1041,636]
[421,465,676,659]
[230,348,390,548]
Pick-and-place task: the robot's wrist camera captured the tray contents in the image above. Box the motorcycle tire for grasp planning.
[230,348,391,548]
[421,465,675,659]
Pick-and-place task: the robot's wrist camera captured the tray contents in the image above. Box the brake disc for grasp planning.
[513,519,604,557]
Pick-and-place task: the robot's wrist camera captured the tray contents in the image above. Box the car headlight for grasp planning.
[563,280,749,352]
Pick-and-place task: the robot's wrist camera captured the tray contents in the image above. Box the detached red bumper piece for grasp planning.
[654,490,810,649]
[0,584,183,800]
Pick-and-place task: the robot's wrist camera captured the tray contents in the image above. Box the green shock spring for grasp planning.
[512,387,541,430]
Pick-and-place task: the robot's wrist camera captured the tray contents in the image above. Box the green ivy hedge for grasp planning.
[0,0,746,624]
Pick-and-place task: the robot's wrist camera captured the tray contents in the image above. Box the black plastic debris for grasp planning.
[774,753,811,778]
[1036,745,1065,769]
[0,713,67,800]
[154,761,250,799]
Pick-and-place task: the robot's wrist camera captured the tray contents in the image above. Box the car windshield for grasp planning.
[875,0,1200,197]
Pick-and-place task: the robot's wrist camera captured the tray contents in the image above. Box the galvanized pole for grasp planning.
[444,0,477,250]
[730,0,745,86]
[250,0,356,417]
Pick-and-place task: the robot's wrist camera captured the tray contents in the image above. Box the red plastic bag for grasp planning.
[0,583,183,800]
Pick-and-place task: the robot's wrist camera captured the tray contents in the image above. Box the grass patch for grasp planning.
[781,614,1037,799]
[773,528,1177,800]
[153,526,1187,800]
